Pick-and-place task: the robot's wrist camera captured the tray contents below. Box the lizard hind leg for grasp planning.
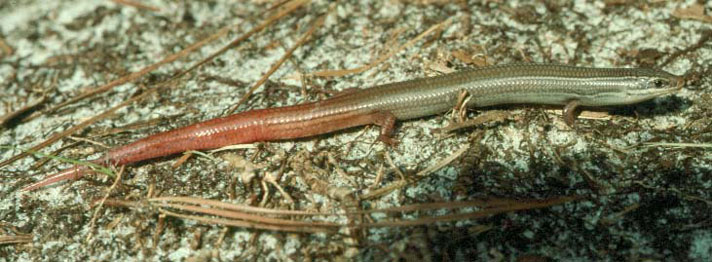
[370,111,399,146]
[563,100,581,127]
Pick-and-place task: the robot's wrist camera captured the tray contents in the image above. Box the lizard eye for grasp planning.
[652,79,666,88]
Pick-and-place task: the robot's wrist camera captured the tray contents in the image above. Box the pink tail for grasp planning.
[22,165,90,191]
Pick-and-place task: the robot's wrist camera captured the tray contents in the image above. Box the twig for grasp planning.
[86,166,125,242]
[385,150,405,180]
[361,144,469,200]
[0,37,12,56]
[440,110,512,133]
[264,173,294,204]
[0,96,46,127]
[0,234,32,245]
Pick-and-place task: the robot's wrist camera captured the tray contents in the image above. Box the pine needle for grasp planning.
[308,17,453,77]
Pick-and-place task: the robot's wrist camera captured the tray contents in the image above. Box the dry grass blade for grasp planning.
[0,234,32,245]
[362,144,469,200]
[86,166,124,242]
[111,0,160,12]
[267,0,293,11]
[154,202,340,228]
[414,145,469,177]
[100,199,142,208]
[209,144,258,153]
[107,197,340,233]
[226,7,327,114]
[362,198,526,214]
[104,195,579,233]
[643,142,712,149]
[29,141,80,170]
[150,196,328,216]
[672,4,712,23]
[309,17,453,77]
[158,208,335,233]
[360,196,580,227]
[440,110,512,133]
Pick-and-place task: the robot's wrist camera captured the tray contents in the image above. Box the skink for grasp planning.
[22,63,684,191]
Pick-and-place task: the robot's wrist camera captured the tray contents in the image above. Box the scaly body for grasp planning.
[23,64,683,191]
